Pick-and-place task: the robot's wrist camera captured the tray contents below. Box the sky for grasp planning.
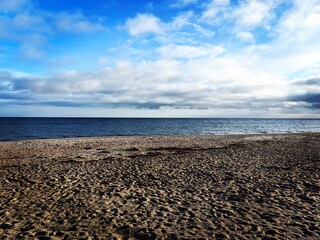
[0,0,320,117]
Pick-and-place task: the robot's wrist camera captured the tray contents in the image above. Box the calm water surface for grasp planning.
[0,118,319,141]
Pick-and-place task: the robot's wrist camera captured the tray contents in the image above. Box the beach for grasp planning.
[0,133,319,239]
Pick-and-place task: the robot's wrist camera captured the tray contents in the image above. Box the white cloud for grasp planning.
[4,31,319,117]
[2,0,320,117]
[0,0,30,13]
[125,14,165,36]
[125,11,215,42]
[236,31,255,43]
[171,0,198,8]
[55,12,105,33]
[0,12,48,60]
[232,0,277,29]
[248,0,320,79]
[200,0,230,21]
[197,0,319,84]
[277,0,320,41]
[158,44,225,59]
[19,34,47,60]
[6,48,289,111]
[170,11,194,29]
[200,0,283,31]
[98,57,109,65]
[169,11,215,38]
[0,2,107,63]
[0,14,43,41]
[0,8,105,37]
[12,13,47,31]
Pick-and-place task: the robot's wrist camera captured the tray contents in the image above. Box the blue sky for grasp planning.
[0,0,320,117]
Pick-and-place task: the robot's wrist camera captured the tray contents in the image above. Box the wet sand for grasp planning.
[0,133,319,239]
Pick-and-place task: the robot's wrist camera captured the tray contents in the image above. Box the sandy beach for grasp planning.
[0,133,319,239]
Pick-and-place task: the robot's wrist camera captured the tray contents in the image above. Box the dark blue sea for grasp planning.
[0,118,319,141]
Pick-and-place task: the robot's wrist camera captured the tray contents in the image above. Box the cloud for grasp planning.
[98,57,109,65]
[158,44,224,59]
[124,11,215,43]
[236,31,255,43]
[199,0,284,36]
[246,1,320,79]
[55,12,105,33]
[232,0,278,29]
[293,78,320,86]
[2,48,288,112]
[1,0,320,117]
[170,11,215,38]
[289,93,320,109]
[0,13,47,42]
[11,13,46,31]
[170,11,194,29]
[171,0,198,8]
[125,14,165,36]
[2,37,319,116]
[0,11,47,61]
[276,0,320,43]
[200,0,230,22]
[0,71,13,91]
[0,6,105,35]
[0,2,107,62]
[12,33,47,61]
[0,0,30,13]
[296,93,320,103]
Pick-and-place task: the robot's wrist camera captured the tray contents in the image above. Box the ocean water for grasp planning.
[0,118,319,141]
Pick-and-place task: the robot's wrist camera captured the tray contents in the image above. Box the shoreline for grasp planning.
[1,131,320,143]
[1,133,319,239]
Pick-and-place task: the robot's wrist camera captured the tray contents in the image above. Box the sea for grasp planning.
[0,118,319,141]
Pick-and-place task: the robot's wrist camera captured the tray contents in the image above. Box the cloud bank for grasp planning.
[0,0,320,117]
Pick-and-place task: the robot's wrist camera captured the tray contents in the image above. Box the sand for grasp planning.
[0,133,319,239]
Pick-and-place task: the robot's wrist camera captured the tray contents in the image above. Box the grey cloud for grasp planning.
[0,93,29,100]
[289,93,320,109]
[36,101,94,108]
[290,93,320,103]
[288,78,320,109]
[298,93,320,103]
[21,100,175,110]
[12,76,45,92]
[303,78,320,85]
[216,86,253,94]
[113,102,175,110]
[0,71,12,79]
[0,71,16,91]
[293,78,320,86]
